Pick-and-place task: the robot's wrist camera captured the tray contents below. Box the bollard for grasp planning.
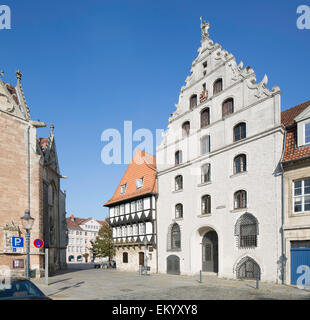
[256,277,260,289]
[139,265,142,276]
[199,270,202,283]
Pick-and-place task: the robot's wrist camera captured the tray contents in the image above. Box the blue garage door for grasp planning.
[291,241,310,285]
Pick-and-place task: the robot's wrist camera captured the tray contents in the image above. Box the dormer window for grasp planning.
[136,177,144,189]
[305,123,310,145]
[120,184,127,195]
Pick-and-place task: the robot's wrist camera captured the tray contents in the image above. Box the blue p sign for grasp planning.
[12,237,24,248]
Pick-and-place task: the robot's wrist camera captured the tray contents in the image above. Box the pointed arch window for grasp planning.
[175,151,182,166]
[234,155,247,174]
[234,190,247,210]
[235,213,259,248]
[175,175,183,191]
[234,123,246,142]
[190,95,198,110]
[236,257,261,280]
[201,164,211,184]
[182,121,190,137]
[171,224,181,250]
[222,98,234,118]
[201,108,210,128]
[175,204,183,219]
[201,195,211,215]
[213,79,223,95]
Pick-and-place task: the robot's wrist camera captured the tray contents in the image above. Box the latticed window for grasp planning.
[175,204,183,219]
[234,155,247,174]
[235,213,259,248]
[293,179,310,213]
[131,201,136,213]
[222,98,234,118]
[123,252,128,263]
[234,190,247,209]
[201,195,211,215]
[175,151,182,166]
[190,95,197,110]
[201,164,211,184]
[201,108,210,128]
[136,199,143,211]
[182,121,190,137]
[171,224,181,250]
[175,175,183,191]
[236,257,261,280]
[234,123,246,142]
[213,79,223,95]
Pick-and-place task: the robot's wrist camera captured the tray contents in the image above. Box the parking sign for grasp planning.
[12,237,24,248]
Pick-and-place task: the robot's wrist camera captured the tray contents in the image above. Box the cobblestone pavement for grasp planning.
[33,264,310,300]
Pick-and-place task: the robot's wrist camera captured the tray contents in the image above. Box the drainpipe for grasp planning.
[280,130,287,285]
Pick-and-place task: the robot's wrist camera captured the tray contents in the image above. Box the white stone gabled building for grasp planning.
[156,20,284,282]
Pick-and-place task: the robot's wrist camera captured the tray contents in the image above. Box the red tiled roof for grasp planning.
[104,149,157,206]
[66,215,105,230]
[282,100,310,163]
[281,100,310,127]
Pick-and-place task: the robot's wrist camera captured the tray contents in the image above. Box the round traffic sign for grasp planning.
[33,239,44,248]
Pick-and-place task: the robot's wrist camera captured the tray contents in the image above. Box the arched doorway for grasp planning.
[202,231,218,273]
[167,255,180,275]
[139,252,144,266]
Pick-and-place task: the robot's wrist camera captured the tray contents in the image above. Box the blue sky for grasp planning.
[1,0,309,220]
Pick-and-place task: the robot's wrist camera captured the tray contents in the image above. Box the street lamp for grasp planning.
[143,237,148,275]
[21,209,35,280]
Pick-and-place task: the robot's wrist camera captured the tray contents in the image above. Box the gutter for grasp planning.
[279,129,287,285]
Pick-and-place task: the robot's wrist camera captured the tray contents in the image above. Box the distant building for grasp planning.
[0,71,68,278]
[66,215,105,262]
[105,150,158,273]
[281,101,310,285]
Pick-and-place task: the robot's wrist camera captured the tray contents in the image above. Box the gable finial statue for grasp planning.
[200,17,210,40]
[50,124,54,136]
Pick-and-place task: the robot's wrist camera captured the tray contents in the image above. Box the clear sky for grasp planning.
[1,0,309,220]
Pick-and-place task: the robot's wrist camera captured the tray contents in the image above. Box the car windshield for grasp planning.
[0,280,45,300]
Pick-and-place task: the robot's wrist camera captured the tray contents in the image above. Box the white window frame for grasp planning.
[120,184,127,195]
[293,178,310,214]
[136,177,144,189]
[304,123,310,145]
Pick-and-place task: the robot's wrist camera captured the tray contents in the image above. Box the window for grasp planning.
[128,225,133,236]
[222,98,234,118]
[201,195,211,215]
[171,224,181,250]
[201,108,210,128]
[136,199,143,211]
[123,252,128,263]
[201,164,211,184]
[131,201,136,213]
[182,121,190,137]
[133,224,138,235]
[234,190,247,209]
[120,204,125,215]
[120,184,127,195]
[305,123,310,145]
[201,135,210,155]
[213,79,223,95]
[234,155,247,174]
[139,223,146,235]
[236,257,260,280]
[175,204,183,219]
[190,95,198,110]
[293,179,310,213]
[136,177,144,189]
[234,123,246,142]
[175,151,182,166]
[175,175,183,191]
[115,206,120,216]
[235,214,259,248]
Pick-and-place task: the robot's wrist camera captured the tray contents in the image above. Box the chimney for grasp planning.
[71,214,74,221]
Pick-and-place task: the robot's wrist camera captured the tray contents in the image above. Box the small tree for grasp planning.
[90,219,115,263]
[82,253,89,263]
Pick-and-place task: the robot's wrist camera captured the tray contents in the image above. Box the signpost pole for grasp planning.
[45,248,48,285]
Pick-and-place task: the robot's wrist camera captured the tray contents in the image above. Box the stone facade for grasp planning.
[156,21,283,282]
[0,72,68,277]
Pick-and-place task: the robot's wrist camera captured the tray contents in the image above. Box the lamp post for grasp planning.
[143,237,148,275]
[21,209,34,280]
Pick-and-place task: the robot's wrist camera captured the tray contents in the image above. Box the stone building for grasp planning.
[156,20,284,282]
[105,150,158,273]
[281,101,310,285]
[0,71,68,277]
[66,215,104,263]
